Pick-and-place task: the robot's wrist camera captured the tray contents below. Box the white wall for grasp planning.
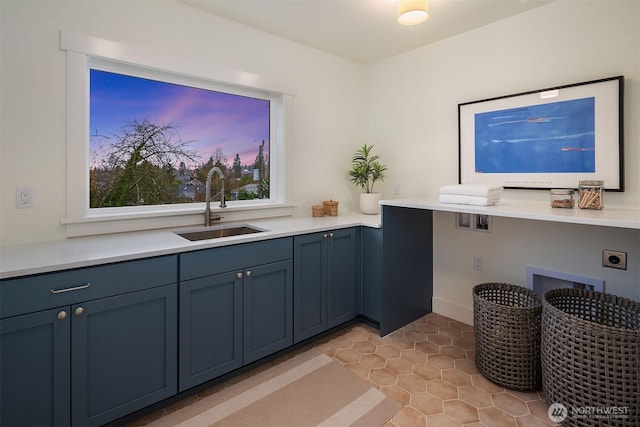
[365,0,640,322]
[433,213,639,324]
[0,0,365,244]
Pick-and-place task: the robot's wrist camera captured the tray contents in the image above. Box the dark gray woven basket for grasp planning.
[472,282,542,391]
[542,288,640,426]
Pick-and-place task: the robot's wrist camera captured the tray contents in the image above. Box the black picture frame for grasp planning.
[458,76,624,191]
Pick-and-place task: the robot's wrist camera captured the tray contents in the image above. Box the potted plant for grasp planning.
[349,144,387,214]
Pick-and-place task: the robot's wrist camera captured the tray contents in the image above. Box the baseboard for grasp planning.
[357,314,381,330]
[432,297,474,326]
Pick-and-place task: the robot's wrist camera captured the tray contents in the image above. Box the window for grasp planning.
[61,31,295,236]
[89,67,272,208]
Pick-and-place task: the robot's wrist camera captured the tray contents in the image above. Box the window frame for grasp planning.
[61,31,295,237]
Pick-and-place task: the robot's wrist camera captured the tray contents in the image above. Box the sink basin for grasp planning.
[175,225,264,241]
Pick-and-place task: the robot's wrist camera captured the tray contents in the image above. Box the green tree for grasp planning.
[192,148,231,202]
[91,119,199,207]
[233,153,242,178]
[253,140,268,198]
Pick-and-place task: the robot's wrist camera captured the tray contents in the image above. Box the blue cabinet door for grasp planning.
[327,228,358,328]
[179,271,243,391]
[293,228,359,341]
[1,308,71,427]
[293,233,327,343]
[243,260,293,364]
[71,284,178,426]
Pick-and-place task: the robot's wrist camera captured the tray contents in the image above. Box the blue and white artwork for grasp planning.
[474,97,595,174]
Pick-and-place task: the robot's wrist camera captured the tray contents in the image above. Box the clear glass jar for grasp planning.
[578,180,604,209]
[550,189,574,208]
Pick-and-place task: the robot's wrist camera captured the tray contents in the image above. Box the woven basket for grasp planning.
[542,289,639,426]
[473,282,542,390]
[311,205,325,217]
[323,200,339,216]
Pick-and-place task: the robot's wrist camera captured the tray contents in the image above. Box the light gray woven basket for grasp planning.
[472,282,542,391]
[542,288,640,426]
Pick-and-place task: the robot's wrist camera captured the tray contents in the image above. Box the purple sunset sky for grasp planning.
[90,69,270,168]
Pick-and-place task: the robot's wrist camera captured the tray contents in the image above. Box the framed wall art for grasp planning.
[458,76,624,190]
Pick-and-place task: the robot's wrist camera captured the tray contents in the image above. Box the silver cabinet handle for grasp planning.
[236,272,243,279]
[74,307,84,317]
[323,234,328,239]
[329,233,334,238]
[245,271,252,277]
[51,283,91,294]
[57,310,68,320]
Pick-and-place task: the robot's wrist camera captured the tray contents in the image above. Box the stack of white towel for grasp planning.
[439,184,503,206]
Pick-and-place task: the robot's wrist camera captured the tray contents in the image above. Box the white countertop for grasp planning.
[0,214,381,279]
[381,197,640,229]
[5,199,638,279]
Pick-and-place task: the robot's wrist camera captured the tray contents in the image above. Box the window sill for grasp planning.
[62,202,296,237]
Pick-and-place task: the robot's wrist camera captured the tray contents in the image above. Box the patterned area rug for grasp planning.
[147,349,401,427]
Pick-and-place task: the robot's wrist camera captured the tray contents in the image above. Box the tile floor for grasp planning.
[314,313,557,427]
[129,313,558,427]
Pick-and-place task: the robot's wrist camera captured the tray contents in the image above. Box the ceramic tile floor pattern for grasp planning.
[130,313,558,427]
[315,313,557,427]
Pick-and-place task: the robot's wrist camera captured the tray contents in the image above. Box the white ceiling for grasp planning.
[179,0,555,64]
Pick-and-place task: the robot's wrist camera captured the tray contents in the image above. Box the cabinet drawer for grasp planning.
[180,237,293,281]
[0,255,178,319]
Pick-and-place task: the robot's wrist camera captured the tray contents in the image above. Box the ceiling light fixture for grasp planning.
[397,0,429,25]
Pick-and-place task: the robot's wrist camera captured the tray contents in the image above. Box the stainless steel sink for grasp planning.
[175,225,264,241]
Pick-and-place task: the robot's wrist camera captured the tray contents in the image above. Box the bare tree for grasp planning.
[90,119,199,207]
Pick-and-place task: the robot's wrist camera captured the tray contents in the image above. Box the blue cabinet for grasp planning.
[243,260,293,364]
[381,206,433,335]
[328,228,359,328]
[1,308,71,426]
[179,271,243,391]
[293,228,358,343]
[1,227,369,424]
[0,255,178,427]
[178,238,293,390]
[361,227,383,324]
[293,233,327,342]
[72,284,177,426]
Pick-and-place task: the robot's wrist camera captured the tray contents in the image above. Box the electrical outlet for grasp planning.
[393,183,400,194]
[474,255,484,272]
[602,249,627,270]
[16,187,34,208]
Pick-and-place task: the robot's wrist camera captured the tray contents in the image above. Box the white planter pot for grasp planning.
[359,192,382,215]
